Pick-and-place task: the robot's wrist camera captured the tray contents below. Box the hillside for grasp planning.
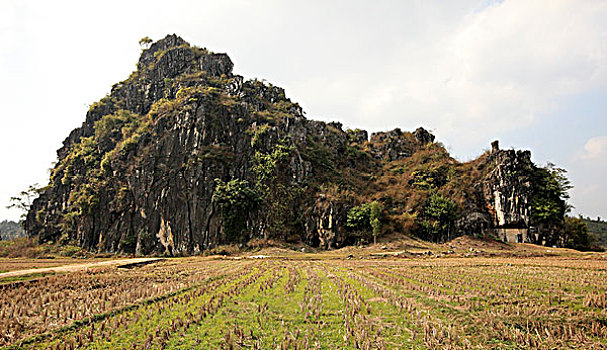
[0,220,24,240]
[25,35,570,255]
[584,218,607,248]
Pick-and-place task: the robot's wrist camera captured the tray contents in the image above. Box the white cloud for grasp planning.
[578,136,607,160]
[393,0,606,154]
[279,0,607,160]
[569,136,607,217]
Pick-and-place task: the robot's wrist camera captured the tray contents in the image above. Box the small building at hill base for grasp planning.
[494,228,527,243]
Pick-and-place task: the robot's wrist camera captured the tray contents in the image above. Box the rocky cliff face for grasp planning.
[25,35,545,254]
[483,142,533,229]
[304,194,350,249]
[450,142,535,239]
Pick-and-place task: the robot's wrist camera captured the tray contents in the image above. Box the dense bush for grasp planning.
[410,165,451,190]
[530,163,572,245]
[417,192,458,243]
[564,216,603,251]
[346,201,383,244]
[252,142,302,239]
[213,179,260,241]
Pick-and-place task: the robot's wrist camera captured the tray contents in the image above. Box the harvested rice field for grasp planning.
[1,254,606,349]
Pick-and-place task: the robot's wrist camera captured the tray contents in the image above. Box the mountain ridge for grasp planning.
[25,35,570,255]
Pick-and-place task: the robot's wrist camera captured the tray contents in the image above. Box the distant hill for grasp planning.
[583,218,607,248]
[0,220,25,240]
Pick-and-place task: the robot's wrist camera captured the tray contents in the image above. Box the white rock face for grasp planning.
[485,149,532,229]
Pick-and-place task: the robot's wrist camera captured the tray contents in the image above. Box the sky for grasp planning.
[0,0,606,221]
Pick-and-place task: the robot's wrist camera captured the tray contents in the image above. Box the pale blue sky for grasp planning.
[0,0,605,221]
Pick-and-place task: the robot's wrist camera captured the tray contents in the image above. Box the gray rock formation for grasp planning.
[304,195,350,249]
[413,127,435,145]
[368,128,433,161]
[24,35,553,254]
[26,35,374,254]
[484,149,533,229]
[346,129,368,144]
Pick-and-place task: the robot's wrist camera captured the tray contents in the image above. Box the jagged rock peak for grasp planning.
[414,127,435,145]
[491,140,500,153]
[136,35,234,81]
[368,127,435,161]
[138,34,188,66]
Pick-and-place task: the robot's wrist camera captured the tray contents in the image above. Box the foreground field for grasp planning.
[1,254,606,349]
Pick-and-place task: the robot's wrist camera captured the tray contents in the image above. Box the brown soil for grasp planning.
[0,258,163,279]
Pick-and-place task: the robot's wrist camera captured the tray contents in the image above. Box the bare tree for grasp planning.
[7,184,42,219]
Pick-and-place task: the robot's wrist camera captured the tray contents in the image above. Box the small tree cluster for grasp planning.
[417,192,458,243]
[212,178,260,241]
[563,216,602,252]
[530,163,572,246]
[138,36,153,49]
[346,201,382,244]
[252,141,300,239]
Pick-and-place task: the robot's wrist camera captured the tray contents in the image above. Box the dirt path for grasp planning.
[0,258,163,279]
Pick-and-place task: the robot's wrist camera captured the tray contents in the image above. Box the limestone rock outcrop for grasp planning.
[484,148,533,229]
[304,195,350,249]
[25,35,552,254]
[368,128,431,161]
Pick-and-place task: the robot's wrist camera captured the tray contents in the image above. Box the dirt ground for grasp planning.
[0,257,163,279]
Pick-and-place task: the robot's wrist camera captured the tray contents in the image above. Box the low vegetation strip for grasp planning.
[0,256,605,349]
[0,272,56,288]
